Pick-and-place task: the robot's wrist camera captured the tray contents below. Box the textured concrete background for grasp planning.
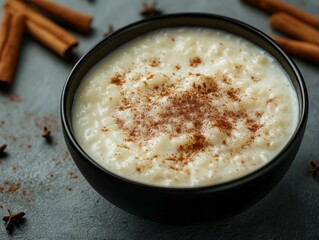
[0,0,318,239]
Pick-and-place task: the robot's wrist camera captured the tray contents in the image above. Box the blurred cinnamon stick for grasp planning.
[242,0,319,28]
[0,9,24,85]
[6,0,78,47]
[26,20,75,57]
[25,0,93,35]
[0,9,11,56]
[269,12,319,46]
[272,36,319,64]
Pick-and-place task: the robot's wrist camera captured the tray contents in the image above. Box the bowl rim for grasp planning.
[61,13,308,192]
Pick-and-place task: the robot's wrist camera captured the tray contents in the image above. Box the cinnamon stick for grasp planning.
[241,0,268,9]
[242,0,319,28]
[25,0,93,35]
[272,36,319,64]
[26,20,75,58]
[6,0,78,47]
[0,9,24,85]
[269,12,319,46]
[0,10,11,57]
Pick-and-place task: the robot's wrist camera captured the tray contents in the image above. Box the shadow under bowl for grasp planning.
[61,13,308,224]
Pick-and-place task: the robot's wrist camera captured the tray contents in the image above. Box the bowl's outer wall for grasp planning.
[61,14,308,223]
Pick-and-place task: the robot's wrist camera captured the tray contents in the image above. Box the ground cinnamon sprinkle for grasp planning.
[189,57,202,67]
[213,118,233,136]
[113,70,264,167]
[147,74,154,80]
[267,98,275,104]
[250,75,260,82]
[227,88,240,102]
[222,76,231,84]
[101,126,108,132]
[178,133,208,153]
[111,73,125,85]
[235,64,243,71]
[247,120,263,132]
[149,58,160,67]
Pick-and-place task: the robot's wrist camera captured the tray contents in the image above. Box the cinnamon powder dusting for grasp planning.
[227,88,240,102]
[189,57,202,67]
[111,73,125,85]
[150,58,160,67]
[113,70,264,168]
[101,126,108,132]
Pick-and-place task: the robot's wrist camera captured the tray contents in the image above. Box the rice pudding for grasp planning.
[72,28,299,187]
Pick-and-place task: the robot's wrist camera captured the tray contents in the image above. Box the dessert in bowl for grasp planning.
[61,14,308,223]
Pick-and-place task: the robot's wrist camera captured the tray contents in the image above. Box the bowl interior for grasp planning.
[61,13,308,191]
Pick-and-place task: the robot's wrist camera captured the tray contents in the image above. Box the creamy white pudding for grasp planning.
[72,28,299,187]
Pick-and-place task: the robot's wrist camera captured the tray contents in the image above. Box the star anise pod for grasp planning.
[0,144,7,155]
[2,209,25,233]
[140,1,163,18]
[310,161,319,176]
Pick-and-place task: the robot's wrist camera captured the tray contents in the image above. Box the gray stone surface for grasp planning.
[0,0,318,239]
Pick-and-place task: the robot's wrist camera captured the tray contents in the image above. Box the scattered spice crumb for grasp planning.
[104,24,114,36]
[0,144,7,155]
[2,209,25,233]
[21,190,27,196]
[42,126,51,141]
[8,94,21,103]
[66,187,73,191]
[140,1,163,18]
[310,161,319,176]
[8,136,17,142]
[68,171,79,179]
[4,181,21,193]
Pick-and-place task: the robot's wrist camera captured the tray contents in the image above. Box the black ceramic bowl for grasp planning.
[61,13,308,224]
